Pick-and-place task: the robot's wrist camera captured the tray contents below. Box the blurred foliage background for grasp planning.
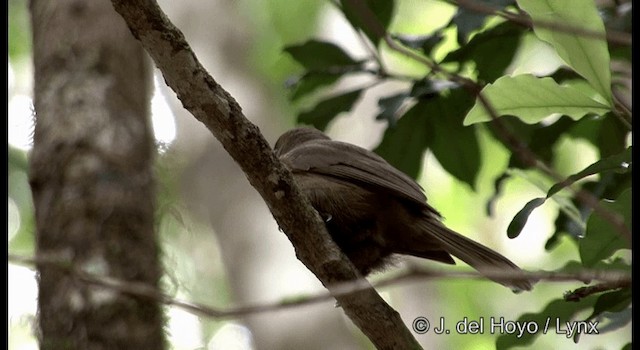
[9,0,631,349]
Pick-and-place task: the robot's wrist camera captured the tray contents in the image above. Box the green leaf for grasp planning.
[410,79,456,98]
[427,90,480,188]
[589,288,631,320]
[496,294,598,349]
[340,0,395,46]
[375,89,480,187]
[486,117,574,216]
[571,287,632,342]
[545,200,585,250]
[287,72,342,101]
[517,0,612,104]
[284,40,361,70]
[569,114,629,158]
[410,79,437,98]
[547,147,631,197]
[297,89,363,131]
[393,31,444,56]
[507,197,546,238]
[486,172,510,216]
[375,102,431,179]
[443,21,524,82]
[580,189,631,267]
[449,0,515,44]
[375,92,409,126]
[505,168,585,239]
[464,75,611,125]
[519,116,575,166]
[595,114,630,158]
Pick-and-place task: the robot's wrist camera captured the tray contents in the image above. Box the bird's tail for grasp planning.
[417,220,533,292]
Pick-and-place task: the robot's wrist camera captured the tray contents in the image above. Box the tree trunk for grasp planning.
[29,0,165,348]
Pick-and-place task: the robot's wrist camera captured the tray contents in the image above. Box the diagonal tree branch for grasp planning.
[109,1,421,348]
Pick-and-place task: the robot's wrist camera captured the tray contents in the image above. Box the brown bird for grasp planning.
[274,127,532,291]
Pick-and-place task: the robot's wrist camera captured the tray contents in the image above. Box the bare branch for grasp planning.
[10,253,631,320]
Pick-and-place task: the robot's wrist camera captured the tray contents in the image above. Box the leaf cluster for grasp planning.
[281,0,631,348]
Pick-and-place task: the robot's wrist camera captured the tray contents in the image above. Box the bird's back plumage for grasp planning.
[275,127,532,291]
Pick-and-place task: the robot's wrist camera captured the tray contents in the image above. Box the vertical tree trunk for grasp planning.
[29,0,165,348]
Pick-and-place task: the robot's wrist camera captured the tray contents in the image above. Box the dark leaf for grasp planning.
[376,89,480,185]
[500,116,574,169]
[287,72,342,101]
[545,207,585,250]
[573,288,632,343]
[426,89,480,189]
[449,0,515,45]
[580,189,631,267]
[590,288,631,319]
[393,31,444,56]
[570,114,629,159]
[507,197,546,238]
[599,171,632,200]
[340,0,395,46]
[375,92,409,126]
[450,9,485,45]
[609,43,631,62]
[595,114,629,157]
[486,172,510,216]
[376,89,480,183]
[545,172,631,252]
[410,79,435,98]
[410,79,458,98]
[487,117,584,233]
[550,68,584,83]
[375,101,432,179]
[284,40,361,70]
[589,306,632,338]
[444,20,523,82]
[595,308,633,336]
[525,117,575,165]
[496,294,598,349]
[297,89,364,131]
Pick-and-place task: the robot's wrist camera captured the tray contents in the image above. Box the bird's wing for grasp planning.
[281,139,437,211]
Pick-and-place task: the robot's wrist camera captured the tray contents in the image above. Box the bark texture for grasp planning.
[29,0,164,348]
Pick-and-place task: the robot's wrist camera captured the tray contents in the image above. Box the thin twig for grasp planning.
[564,281,631,302]
[451,0,631,46]
[9,253,632,320]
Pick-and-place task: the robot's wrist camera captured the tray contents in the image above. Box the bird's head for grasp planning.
[274,127,330,157]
